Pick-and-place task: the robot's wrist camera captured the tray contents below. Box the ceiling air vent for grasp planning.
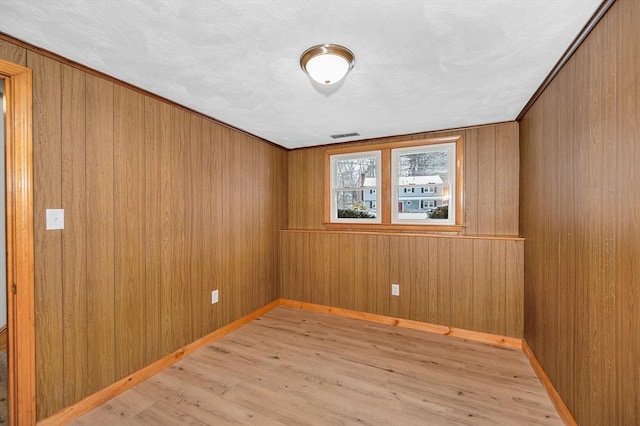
[330,132,360,139]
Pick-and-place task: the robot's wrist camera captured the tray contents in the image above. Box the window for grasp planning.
[421,200,436,209]
[329,150,381,223]
[392,143,456,225]
[325,136,463,231]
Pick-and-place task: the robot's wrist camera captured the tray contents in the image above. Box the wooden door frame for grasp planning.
[1,59,36,425]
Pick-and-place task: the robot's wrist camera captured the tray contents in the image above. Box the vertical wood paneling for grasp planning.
[208,122,224,332]
[388,237,400,318]
[274,147,289,298]
[408,237,430,323]
[554,41,579,410]
[289,232,309,302]
[540,72,559,389]
[287,122,519,236]
[472,239,493,332]
[615,1,640,423]
[114,86,146,379]
[2,35,289,420]
[590,17,617,425]
[29,52,64,420]
[395,237,415,320]
[0,38,27,65]
[301,232,314,302]
[285,151,302,228]
[425,238,439,323]
[159,101,174,355]
[170,108,189,349]
[309,233,332,306]
[61,64,87,406]
[520,1,640,424]
[143,96,162,364]
[218,127,232,325]
[85,73,115,395]
[279,232,291,299]
[495,124,519,234]
[335,234,355,309]
[490,240,506,336]
[373,236,391,315]
[200,120,214,333]
[476,127,496,235]
[227,130,246,322]
[436,238,451,325]
[239,135,254,312]
[252,141,267,307]
[187,115,203,340]
[521,99,547,377]
[463,128,479,236]
[352,236,369,313]
[281,231,523,337]
[574,16,594,425]
[450,239,473,329]
[288,149,324,229]
[226,131,241,320]
[353,235,390,315]
[272,148,288,299]
[505,240,523,338]
[326,234,341,309]
[258,140,280,306]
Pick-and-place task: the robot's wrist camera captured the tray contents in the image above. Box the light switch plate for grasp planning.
[46,209,64,230]
[211,290,219,304]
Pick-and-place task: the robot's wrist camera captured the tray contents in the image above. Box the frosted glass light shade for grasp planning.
[300,44,355,85]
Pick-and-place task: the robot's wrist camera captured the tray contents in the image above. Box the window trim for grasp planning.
[329,150,382,224]
[391,142,457,225]
[324,135,464,232]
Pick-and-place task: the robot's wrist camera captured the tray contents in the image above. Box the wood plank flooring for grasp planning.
[70,307,561,425]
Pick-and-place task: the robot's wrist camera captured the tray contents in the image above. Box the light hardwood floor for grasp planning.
[71,307,561,425]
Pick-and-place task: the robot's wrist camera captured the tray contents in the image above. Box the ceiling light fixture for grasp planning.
[300,44,355,86]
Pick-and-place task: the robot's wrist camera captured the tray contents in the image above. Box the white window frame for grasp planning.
[421,200,436,209]
[329,150,382,223]
[391,143,456,225]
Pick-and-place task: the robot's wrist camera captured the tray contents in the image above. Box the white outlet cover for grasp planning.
[46,209,64,230]
[391,283,400,296]
[211,290,219,304]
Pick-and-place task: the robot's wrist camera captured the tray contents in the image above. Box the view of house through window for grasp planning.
[330,151,381,222]
[325,136,463,230]
[392,143,456,224]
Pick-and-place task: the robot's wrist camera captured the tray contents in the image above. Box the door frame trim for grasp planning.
[1,58,36,425]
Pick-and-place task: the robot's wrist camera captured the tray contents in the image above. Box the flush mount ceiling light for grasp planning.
[300,44,355,85]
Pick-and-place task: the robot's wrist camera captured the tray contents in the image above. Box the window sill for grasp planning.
[323,222,464,233]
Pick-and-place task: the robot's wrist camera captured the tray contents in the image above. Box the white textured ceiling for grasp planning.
[0,0,601,149]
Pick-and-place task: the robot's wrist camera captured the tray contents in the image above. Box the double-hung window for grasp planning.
[392,142,457,225]
[329,150,381,223]
[325,136,464,231]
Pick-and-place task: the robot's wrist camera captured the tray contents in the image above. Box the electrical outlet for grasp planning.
[391,283,400,296]
[211,290,219,304]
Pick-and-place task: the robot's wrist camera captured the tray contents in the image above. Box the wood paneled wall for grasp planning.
[280,231,523,337]
[288,122,519,236]
[0,37,288,420]
[519,0,640,424]
[284,123,522,340]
